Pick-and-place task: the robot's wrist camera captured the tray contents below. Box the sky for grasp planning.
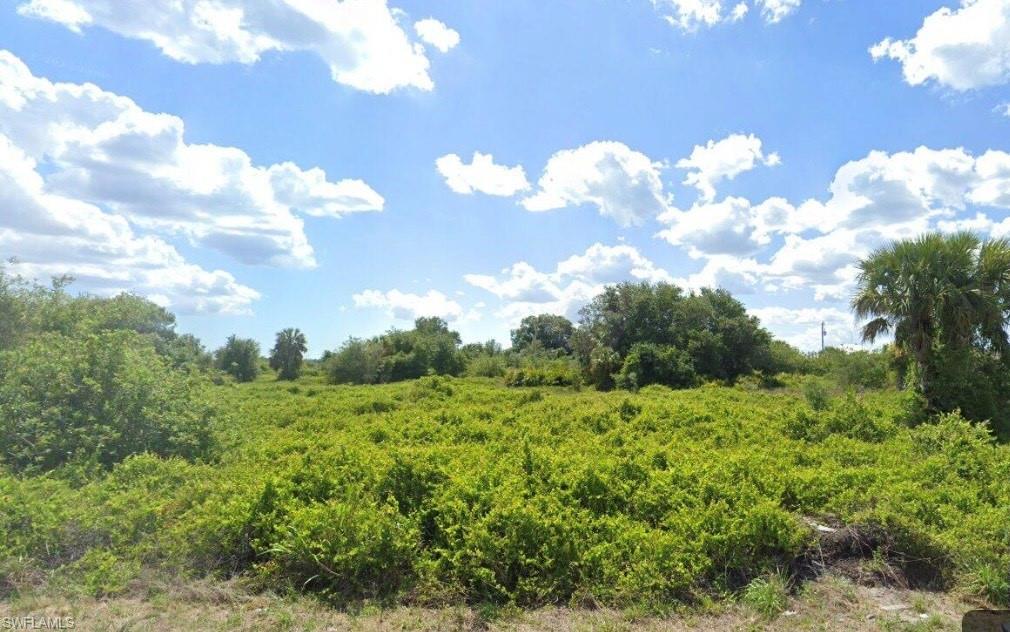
[2,0,1010,356]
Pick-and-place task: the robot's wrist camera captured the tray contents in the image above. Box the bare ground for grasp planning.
[0,574,981,631]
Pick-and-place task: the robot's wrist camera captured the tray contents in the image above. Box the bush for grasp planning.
[327,338,383,384]
[466,354,506,378]
[214,335,261,382]
[327,319,464,385]
[0,331,216,474]
[615,343,696,390]
[787,392,896,442]
[802,377,831,411]
[504,362,578,387]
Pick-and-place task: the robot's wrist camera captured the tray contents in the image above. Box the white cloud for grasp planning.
[676,133,780,201]
[353,289,464,321]
[17,0,457,94]
[0,134,259,315]
[996,102,1010,117]
[0,51,382,269]
[435,152,530,196]
[870,0,1010,91]
[414,18,460,53]
[658,196,776,256]
[661,145,1010,301]
[749,306,859,350]
[754,0,801,23]
[522,141,672,227]
[465,243,673,323]
[651,0,799,29]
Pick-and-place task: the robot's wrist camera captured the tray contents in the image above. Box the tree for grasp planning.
[270,328,308,380]
[511,314,574,353]
[215,335,261,382]
[852,232,1010,400]
[575,282,773,389]
[326,318,464,385]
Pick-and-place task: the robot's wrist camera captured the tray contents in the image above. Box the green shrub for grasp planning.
[260,497,417,599]
[787,393,896,442]
[466,354,506,378]
[0,331,216,473]
[615,343,696,390]
[504,363,578,387]
[802,377,832,411]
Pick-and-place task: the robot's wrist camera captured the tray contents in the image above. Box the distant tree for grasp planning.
[326,318,464,385]
[327,338,382,385]
[511,314,574,353]
[215,335,261,382]
[576,283,772,389]
[270,328,308,380]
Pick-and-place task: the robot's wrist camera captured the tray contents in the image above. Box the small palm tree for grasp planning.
[269,328,308,380]
[852,232,1010,397]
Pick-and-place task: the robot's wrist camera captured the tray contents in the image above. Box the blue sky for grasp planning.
[2,0,1010,354]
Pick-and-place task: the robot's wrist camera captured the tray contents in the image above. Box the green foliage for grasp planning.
[615,343,697,390]
[503,361,579,387]
[802,377,832,411]
[214,335,261,382]
[787,392,897,442]
[466,354,506,378]
[0,330,216,473]
[269,328,308,381]
[853,232,1010,428]
[327,318,464,385]
[326,338,382,384]
[810,348,892,389]
[576,283,773,389]
[3,378,1007,610]
[510,314,574,353]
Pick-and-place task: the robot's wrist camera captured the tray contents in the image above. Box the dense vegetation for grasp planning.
[4,232,1010,613]
[2,377,1007,609]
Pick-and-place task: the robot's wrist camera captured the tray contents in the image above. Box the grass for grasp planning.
[0,574,975,630]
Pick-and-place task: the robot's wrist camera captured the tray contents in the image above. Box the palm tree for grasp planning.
[269,328,308,380]
[852,232,1010,397]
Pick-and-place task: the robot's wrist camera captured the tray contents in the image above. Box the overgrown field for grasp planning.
[3,377,1009,612]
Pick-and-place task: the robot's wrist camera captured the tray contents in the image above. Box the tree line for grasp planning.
[3,227,1009,477]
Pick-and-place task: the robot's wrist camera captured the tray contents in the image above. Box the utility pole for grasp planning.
[821,321,826,352]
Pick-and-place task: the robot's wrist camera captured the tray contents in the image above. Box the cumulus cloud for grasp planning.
[414,18,460,53]
[465,243,673,323]
[0,134,259,314]
[661,145,1010,301]
[870,0,1010,91]
[435,152,530,196]
[676,133,780,201]
[16,0,458,94]
[0,51,382,269]
[352,289,464,321]
[651,0,799,30]
[522,141,672,227]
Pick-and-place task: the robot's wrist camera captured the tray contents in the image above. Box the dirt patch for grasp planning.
[793,517,948,590]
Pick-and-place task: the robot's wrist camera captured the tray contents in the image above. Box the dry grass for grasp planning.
[0,574,978,631]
